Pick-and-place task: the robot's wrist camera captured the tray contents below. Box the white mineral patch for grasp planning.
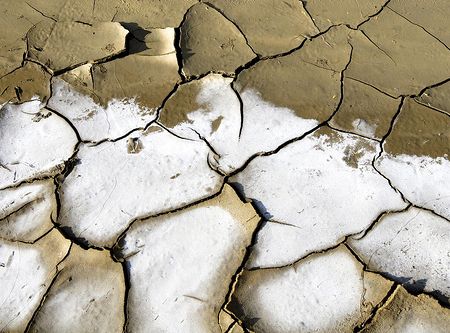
[49,77,157,142]
[118,185,259,333]
[166,74,319,174]
[349,207,450,299]
[231,128,407,268]
[376,153,450,220]
[58,125,224,247]
[352,118,377,138]
[0,180,55,242]
[0,101,77,189]
[232,246,389,333]
[0,230,70,332]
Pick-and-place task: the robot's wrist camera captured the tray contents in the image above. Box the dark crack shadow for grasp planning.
[382,274,450,306]
[120,23,150,55]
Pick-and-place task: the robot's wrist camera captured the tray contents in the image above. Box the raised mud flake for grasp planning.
[180,3,255,77]
[228,246,392,333]
[0,180,55,243]
[28,245,125,333]
[49,28,179,142]
[417,80,450,116]
[361,286,450,332]
[27,21,128,72]
[329,78,401,140]
[376,98,450,219]
[160,27,352,174]
[58,125,224,248]
[0,62,51,106]
[349,207,450,303]
[231,127,406,269]
[389,0,450,49]
[114,184,259,333]
[0,229,70,332]
[0,101,78,189]
[206,0,318,56]
[127,27,176,56]
[303,0,387,31]
[346,9,450,97]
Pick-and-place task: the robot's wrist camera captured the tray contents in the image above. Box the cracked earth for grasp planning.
[0,0,449,332]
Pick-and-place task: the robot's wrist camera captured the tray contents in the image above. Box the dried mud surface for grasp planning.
[1,1,449,332]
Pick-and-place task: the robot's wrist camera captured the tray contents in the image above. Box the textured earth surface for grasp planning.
[1,1,450,332]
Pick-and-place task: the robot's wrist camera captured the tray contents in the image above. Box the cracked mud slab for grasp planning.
[361,286,450,332]
[231,127,406,268]
[0,101,77,189]
[0,180,55,243]
[28,21,128,73]
[349,206,450,304]
[1,1,450,332]
[58,125,223,247]
[0,229,70,332]
[228,246,393,333]
[28,245,125,333]
[114,185,259,333]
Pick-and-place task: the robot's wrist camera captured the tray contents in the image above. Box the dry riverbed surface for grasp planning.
[1,0,449,332]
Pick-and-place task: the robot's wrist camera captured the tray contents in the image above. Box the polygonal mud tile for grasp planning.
[114,184,259,333]
[231,127,406,268]
[361,286,450,332]
[389,0,450,49]
[28,245,125,333]
[347,9,450,97]
[329,78,401,140]
[375,98,450,219]
[417,80,450,116]
[58,125,224,248]
[49,28,179,142]
[28,21,128,73]
[349,207,450,303]
[0,180,55,243]
[160,26,353,174]
[0,62,51,106]
[25,0,198,27]
[0,1,52,77]
[228,246,393,333]
[205,0,318,56]
[180,3,255,77]
[303,0,387,31]
[0,229,70,332]
[0,101,78,189]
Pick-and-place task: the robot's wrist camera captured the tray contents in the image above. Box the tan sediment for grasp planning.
[417,81,450,116]
[346,9,450,97]
[27,21,128,73]
[304,0,387,31]
[180,3,254,77]
[235,26,352,121]
[362,286,450,332]
[206,0,319,56]
[330,78,401,140]
[0,62,51,105]
[159,80,203,128]
[384,98,450,159]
